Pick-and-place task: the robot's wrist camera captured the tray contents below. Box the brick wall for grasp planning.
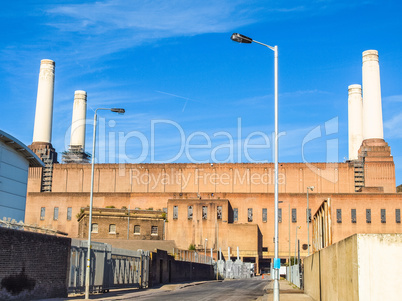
[0,227,71,300]
[77,209,165,240]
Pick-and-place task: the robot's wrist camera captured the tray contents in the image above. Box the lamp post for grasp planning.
[231,33,280,301]
[204,238,208,264]
[85,107,125,299]
[295,226,301,265]
[306,186,314,256]
[288,203,291,279]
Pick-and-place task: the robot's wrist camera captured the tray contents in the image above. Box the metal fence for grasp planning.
[172,248,213,265]
[171,247,253,279]
[69,239,149,294]
[213,259,255,279]
[286,265,301,288]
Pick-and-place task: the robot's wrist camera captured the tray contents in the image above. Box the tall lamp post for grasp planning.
[85,107,125,299]
[306,186,314,256]
[231,33,280,301]
[295,226,301,264]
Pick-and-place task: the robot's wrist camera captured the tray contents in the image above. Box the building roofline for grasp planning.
[0,130,45,167]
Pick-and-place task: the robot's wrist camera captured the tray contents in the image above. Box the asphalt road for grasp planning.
[135,278,269,301]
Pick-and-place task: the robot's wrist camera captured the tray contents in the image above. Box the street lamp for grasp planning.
[231,32,280,301]
[85,107,125,299]
[306,186,314,256]
[295,226,301,265]
[204,238,208,264]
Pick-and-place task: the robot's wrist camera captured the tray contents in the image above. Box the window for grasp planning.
[233,208,238,222]
[307,209,311,223]
[381,209,386,223]
[151,226,158,235]
[67,207,72,221]
[278,208,282,223]
[292,208,297,223]
[134,225,141,234]
[248,208,253,222]
[40,207,45,220]
[366,209,371,223]
[396,209,401,223]
[202,206,208,219]
[336,209,342,223]
[53,207,59,221]
[217,206,222,220]
[109,224,116,234]
[351,209,356,223]
[173,206,178,219]
[188,206,193,219]
[262,208,267,222]
[91,223,98,233]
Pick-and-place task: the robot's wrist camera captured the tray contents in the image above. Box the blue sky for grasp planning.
[1,1,402,185]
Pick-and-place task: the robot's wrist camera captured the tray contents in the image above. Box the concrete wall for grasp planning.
[304,234,402,301]
[357,234,402,301]
[0,227,71,300]
[149,249,214,286]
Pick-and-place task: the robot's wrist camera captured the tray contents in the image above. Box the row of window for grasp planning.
[40,207,72,221]
[42,206,401,225]
[173,205,223,220]
[239,208,309,223]
[91,223,158,235]
[171,206,311,223]
[336,208,401,224]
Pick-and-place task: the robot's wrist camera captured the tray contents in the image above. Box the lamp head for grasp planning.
[231,33,253,44]
[308,186,314,191]
[111,108,125,114]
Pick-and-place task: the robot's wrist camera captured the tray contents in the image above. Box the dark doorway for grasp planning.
[168,260,172,283]
[159,259,163,283]
[259,258,271,274]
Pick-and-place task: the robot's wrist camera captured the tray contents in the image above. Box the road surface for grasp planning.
[135,278,269,301]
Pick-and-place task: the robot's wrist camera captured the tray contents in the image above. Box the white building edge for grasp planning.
[0,130,44,222]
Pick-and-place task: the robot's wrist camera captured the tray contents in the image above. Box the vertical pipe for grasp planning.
[295,226,297,265]
[127,205,130,240]
[362,50,383,140]
[237,246,239,260]
[33,59,55,143]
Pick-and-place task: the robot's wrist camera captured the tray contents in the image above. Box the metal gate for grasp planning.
[68,239,149,294]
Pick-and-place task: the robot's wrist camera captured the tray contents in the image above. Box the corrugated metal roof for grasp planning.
[0,130,45,167]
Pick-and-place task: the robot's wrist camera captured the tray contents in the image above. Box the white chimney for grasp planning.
[70,90,87,150]
[362,50,383,140]
[348,84,363,160]
[32,59,55,143]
